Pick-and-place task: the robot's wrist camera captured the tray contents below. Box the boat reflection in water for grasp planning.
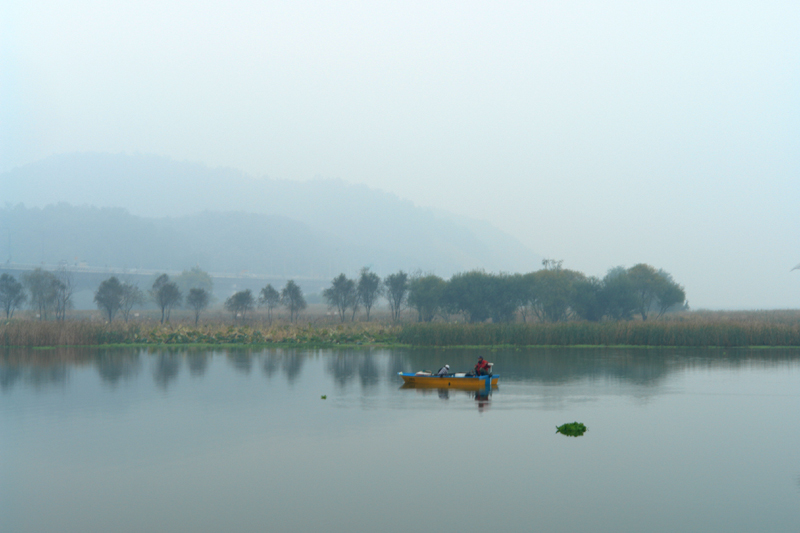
[473,389,491,413]
[399,378,496,412]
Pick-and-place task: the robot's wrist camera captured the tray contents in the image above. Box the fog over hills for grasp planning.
[1,153,541,277]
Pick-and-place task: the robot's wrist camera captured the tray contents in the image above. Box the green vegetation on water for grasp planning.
[556,422,587,437]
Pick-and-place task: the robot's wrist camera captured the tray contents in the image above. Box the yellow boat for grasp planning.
[397,372,499,389]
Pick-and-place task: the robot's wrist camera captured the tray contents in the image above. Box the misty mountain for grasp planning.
[1,152,541,276]
[0,204,332,276]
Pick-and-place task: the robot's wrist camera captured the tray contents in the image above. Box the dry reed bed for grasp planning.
[397,321,800,347]
[0,321,400,347]
[3,317,800,347]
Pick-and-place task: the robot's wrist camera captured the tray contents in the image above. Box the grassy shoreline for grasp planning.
[0,321,400,348]
[397,322,800,347]
[3,317,800,349]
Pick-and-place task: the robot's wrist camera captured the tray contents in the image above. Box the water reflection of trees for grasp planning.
[260,348,385,389]
[324,350,382,390]
[152,352,182,389]
[327,352,358,388]
[146,347,217,387]
[261,349,306,384]
[187,352,210,377]
[0,365,22,390]
[0,347,84,391]
[96,349,141,386]
[262,352,279,378]
[387,347,800,388]
[3,346,800,393]
[25,365,69,388]
[227,348,315,380]
[358,356,380,389]
[281,352,305,383]
[0,363,68,391]
[227,351,253,375]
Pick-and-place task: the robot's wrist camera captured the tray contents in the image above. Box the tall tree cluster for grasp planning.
[403,261,686,324]
[322,268,384,322]
[94,277,145,323]
[15,267,74,321]
[225,289,255,321]
[94,273,186,324]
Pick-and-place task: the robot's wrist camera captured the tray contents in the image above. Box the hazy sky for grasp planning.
[2,0,799,308]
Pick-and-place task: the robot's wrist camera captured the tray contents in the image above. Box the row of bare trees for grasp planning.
[0,268,74,320]
[322,268,410,322]
[94,273,209,324]
[223,280,306,324]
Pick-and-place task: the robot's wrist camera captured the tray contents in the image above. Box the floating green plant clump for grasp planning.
[556,422,587,437]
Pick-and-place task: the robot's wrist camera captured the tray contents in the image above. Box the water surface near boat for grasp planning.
[2,346,800,533]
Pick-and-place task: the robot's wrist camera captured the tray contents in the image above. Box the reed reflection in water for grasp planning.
[2,346,800,393]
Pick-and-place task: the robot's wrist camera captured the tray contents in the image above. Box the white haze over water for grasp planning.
[1,0,799,309]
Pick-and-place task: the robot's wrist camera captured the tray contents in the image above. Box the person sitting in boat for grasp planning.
[436,364,450,377]
[474,356,491,376]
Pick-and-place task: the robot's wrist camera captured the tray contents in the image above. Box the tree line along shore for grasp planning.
[3,260,686,324]
[2,261,799,348]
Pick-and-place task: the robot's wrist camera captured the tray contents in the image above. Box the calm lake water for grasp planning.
[2,346,800,532]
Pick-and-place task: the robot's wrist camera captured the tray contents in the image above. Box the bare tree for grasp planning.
[281,280,306,323]
[186,288,210,325]
[53,266,74,321]
[323,274,357,322]
[95,277,124,322]
[258,284,280,325]
[151,274,182,324]
[0,273,26,319]
[357,267,382,321]
[120,282,145,322]
[225,289,254,321]
[22,268,58,320]
[384,271,409,322]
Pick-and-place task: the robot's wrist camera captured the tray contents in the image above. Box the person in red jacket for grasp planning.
[474,356,491,376]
